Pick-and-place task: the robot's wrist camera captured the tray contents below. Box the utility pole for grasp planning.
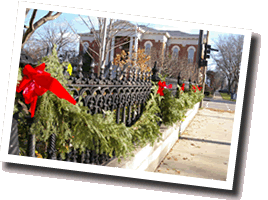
[196,30,204,85]
[200,31,209,108]
[99,18,107,76]
[134,24,138,67]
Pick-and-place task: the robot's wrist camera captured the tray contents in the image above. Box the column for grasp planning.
[105,51,109,65]
[134,36,138,53]
[110,37,115,63]
[129,37,133,61]
[134,25,139,62]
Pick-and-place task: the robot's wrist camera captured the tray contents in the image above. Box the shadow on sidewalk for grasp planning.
[179,136,231,146]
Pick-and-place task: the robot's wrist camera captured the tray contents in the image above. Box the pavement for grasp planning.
[203,91,236,111]
[154,92,235,181]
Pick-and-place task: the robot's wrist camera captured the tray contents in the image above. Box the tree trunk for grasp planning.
[228,79,231,95]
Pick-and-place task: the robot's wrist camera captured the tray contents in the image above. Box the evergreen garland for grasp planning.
[131,84,162,147]
[156,80,204,126]
[15,46,204,161]
[27,46,163,160]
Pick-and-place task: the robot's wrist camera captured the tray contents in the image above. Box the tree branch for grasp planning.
[22,10,62,48]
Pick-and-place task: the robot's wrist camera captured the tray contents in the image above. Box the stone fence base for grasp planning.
[106,102,200,172]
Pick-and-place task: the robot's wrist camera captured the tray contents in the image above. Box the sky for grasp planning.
[24,9,233,71]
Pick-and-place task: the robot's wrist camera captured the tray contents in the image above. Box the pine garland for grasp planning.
[131,84,162,147]
[27,46,163,160]
[156,80,204,126]
[15,46,203,161]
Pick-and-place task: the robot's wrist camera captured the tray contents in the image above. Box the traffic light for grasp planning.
[199,59,208,67]
[199,43,218,68]
[204,44,211,59]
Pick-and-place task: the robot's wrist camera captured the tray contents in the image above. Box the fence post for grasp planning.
[27,134,36,157]
[177,72,181,85]
[9,114,20,155]
[26,116,35,157]
[48,133,57,160]
[151,61,160,82]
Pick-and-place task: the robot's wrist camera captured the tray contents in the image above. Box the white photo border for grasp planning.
[0,0,252,191]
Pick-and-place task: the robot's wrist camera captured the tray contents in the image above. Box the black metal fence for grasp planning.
[10,59,199,165]
[66,63,152,124]
[10,61,153,165]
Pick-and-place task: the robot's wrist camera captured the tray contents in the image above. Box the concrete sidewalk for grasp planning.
[154,108,234,181]
[213,90,224,100]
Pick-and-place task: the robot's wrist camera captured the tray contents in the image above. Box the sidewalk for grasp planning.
[203,90,223,101]
[213,90,223,100]
[154,107,234,181]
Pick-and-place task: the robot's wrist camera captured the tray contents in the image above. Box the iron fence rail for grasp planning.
[10,60,200,166]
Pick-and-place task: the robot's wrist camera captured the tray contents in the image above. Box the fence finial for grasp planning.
[100,63,105,80]
[89,61,95,79]
[142,71,145,83]
[116,65,121,81]
[178,72,181,85]
[108,62,113,80]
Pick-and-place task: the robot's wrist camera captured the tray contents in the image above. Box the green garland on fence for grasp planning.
[16,46,203,161]
[157,81,204,126]
[22,46,162,161]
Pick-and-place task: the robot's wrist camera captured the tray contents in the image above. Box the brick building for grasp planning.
[78,20,205,80]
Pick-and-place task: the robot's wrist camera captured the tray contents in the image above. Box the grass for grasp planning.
[205,94,214,98]
[220,92,236,102]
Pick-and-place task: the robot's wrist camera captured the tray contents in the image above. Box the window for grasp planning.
[116,36,130,60]
[144,41,153,54]
[187,46,196,63]
[172,46,180,59]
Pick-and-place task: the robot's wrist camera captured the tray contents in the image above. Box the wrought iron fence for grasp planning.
[65,62,152,125]
[9,58,199,165]
[10,61,153,165]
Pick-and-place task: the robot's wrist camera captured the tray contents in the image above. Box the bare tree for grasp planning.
[22,9,62,48]
[206,70,225,91]
[206,70,215,87]
[23,19,78,61]
[76,17,146,75]
[150,47,199,82]
[212,34,244,94]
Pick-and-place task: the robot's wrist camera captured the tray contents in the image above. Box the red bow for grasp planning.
[157,81,172,96]
[197,86,202,91]
[192,85,196,93]
[16,63,76,118]
[180,83,185,92]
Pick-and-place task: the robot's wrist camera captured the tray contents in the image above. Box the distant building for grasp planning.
[78,20,205,78]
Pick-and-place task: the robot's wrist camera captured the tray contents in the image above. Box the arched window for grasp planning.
[83,42,89,54]
[187,46,196,63]
[172,45,180,59]
[144,41,153,54]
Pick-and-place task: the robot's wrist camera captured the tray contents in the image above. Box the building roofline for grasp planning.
[78,27,203,40]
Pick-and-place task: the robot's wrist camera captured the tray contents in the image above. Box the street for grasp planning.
[202,91,236,112]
